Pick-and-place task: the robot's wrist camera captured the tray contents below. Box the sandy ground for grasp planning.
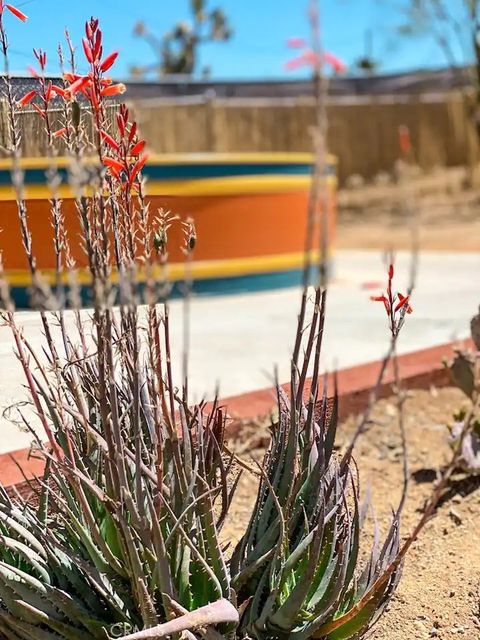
[337,169,480,252]
[223,387,480,640]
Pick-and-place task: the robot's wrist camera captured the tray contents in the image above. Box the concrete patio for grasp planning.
[0,249,478,454]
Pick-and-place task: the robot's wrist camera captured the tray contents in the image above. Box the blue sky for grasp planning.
[5,0,471,79]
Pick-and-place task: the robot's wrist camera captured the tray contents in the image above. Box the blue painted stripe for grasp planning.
[9,263,332,308]
[0,161,335,186]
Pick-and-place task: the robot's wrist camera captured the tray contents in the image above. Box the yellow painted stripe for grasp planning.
[0,152,335,171]
[0,174,337,201]
[5,251,328,287]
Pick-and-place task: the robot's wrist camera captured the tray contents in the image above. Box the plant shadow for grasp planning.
[413,467,480,507]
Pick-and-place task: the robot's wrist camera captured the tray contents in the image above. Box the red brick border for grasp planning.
[223,339,473,421]
[0,447,47,489]
[1,338,472,488]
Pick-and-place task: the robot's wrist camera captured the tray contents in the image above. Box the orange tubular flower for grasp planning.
[63,72,81,83]
[100,130,120,152]
[100,83,126,97]
[129,153,148,184]
[370,259,413,322]
[100,51,119,72]
[370,294,391,315]
[66,75,91,98]
[394,293,413,314]
[33,48,47,70]
[323,51,347,74]
[93,29,102,59]
[286,37,307,49]
[128,122,137,143]
[82,38,94,63]
[45,82,53,102]
[51,85,66,98]
[108,166,122,181]
[117,113,126,137]
[53,128,67,138]
[103,157,125,173]
[85,20,93,40]
[4,4,28,21]
[131,139,146,156]
[18,90,37,106]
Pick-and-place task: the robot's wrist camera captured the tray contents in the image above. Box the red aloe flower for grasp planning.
[108,166,122,181]
[85,20,93,40]
[370,294,391,315]
[286,37,307,49]
[284,50,317,71]
[395,293,413,314]
[128,122,138,144]
[33,48,47,70]
[129,153,148,184]
[45,81,53,102]
[323,51,347,74]
[370,257,413,339]
[4,3,28,21]
[117,113,126,137]
[50,85,66,98]
[100,83,126,97]
[285,49,347,74]
[100,51,119,72]
[63,72,81,83]
[103,157,125,173]
[53,127,67,138]
[82,38,94,63]
[131,139,146,156]
[93,29,102,59]
[66,75,92,98]
[100,130,120,152]
[18,89,37,106]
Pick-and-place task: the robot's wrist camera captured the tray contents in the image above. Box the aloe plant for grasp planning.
[0,284,404,640]
[231,290,402,640]
[0,10,407,640]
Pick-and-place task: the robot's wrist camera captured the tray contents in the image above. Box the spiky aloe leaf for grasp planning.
[117,598,239,640]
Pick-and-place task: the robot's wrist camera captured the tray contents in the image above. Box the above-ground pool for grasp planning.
[0,152,337,306]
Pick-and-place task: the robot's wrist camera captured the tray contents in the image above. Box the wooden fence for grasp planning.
[1,92,477,184]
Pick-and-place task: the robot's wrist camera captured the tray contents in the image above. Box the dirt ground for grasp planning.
[336,168,480,252]
[223,387,480,640]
